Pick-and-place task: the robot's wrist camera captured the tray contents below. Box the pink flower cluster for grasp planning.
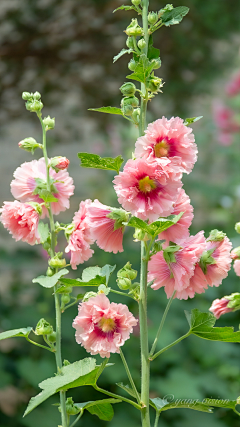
[73,294,138,358]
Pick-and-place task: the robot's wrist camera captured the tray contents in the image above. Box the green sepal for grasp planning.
[113,5,137,13]
[126,54,155,83]
[184,116,203,126]
[199,249,216,275]
[88,107,123,115]
[32,268,69,288]
[113,48,134,63]
[75,399,121,421]
[78,152,124,174]
[161,6,189,26]
[0,327,32,341]
[127,212,183,238]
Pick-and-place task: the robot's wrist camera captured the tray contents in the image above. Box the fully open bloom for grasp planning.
[148,231,206,298]
[134,116,197,174]
[11,158,74,217]
[65,200,94,269]
[175,263,208,300]
[203,236,232,287]
[158,189,193,243]
[73,294,138,358]
[87,200,127,253]
[0,201,41,245]
[209,298,233,319]
[113,158,182,222]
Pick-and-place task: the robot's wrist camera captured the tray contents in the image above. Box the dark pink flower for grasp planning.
[203,237,232,287]
[209,298,233,319]
[0,201,41,245]
[72,294,138,358]
[87,200,127,254]
[134,116,197,174]
[158,189,193,243]
[11,158,74,218]
[65,200,94,270]
[148,231,206,298]
[225,72,240,97]
[113,158,182,222]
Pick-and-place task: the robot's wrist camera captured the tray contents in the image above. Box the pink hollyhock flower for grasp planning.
[158,189,193,243]
[113,158,182,222]
[87,200,128,254]
[73,293,138,358]
[213,102,240,134]
[0,201,41,245]
[233,259,240,277]
[65,200,94,270]
[11,158,74,218]
[174,264,208,300]
[203,236,232,287]
[225,71,240,97]
[134,116,197,174]
[148,231,206,298]
[209,298,233,319]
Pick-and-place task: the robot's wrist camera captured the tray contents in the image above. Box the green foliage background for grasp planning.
[0,0,240,426]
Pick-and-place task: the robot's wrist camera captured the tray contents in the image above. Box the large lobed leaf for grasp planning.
[76,398,121,421]
[56,265,116,293]
[32,269,69,288]
[161,6,189,26]
[78,152,124,173]
[127,212,183,237]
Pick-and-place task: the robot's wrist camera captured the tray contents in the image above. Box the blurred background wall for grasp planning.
[1,0,240,426]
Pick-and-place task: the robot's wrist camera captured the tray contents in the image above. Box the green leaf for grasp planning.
[184,116,203,126]
[38,222,50,244]
[24,358,97,416]
[126,54,155,83]
[150,397,213,413]
[75,399,121,421]
[161,6,189,26]
[113,5,136,13]
[186,309,240,342]
[113,48,133,63]
[82,266,102,281]
[100,264,116,285]
[78,153,124,173]
[37,190,58,203]
[0,327,32,341]
[148,46,160,61]
[88,107,123,115]
[56,265,116,293]
[127,213,183,237]
[32,269,69,288]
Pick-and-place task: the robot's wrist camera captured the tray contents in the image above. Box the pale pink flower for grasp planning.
[87,200,126,254]
[11,158,74,218]
[209,298,233,319]
[225,71,240,97]
[158,189,193,243]
[134,116,197,174]
[203,237,232,287]
[65,200,94,270]
[148,231,206,298]
[0,201,40,245]
[175,264,208,300]
[73,294,138,358]
[233,259,240,277]
[113,158,182,222]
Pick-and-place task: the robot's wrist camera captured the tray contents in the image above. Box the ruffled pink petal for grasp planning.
[204,237,232,287]
[209,298,233,319]
[233,259,240,277]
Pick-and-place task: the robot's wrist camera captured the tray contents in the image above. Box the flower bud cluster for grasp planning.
[120,83,140,122]
[125,19,143,37]
[48,252,67,269]
[43,116,55,131]
[18,137,43,155]
[117,262,138,290]
[22,91,43,113]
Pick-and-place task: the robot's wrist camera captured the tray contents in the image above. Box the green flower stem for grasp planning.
[119,348,141,404]
[95,357,109,382]
[69,410,83,427]
[150,331,191,361]
[26,337,54,352]
[110,288,136,300]
[39,115,68,427]
[149,291,176,358]
[154,411,160,427]
[94,385,141,411]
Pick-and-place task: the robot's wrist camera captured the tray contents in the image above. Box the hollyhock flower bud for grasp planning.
[18,137,42,154]
[138,38,146,50]
[132,0,141,5]
[65,200,94,270]
[113,158,182,222]
[0,201,41,245]
[134,116,197,174]
[126,37,134,49]
[132,108,141,124]
[120,82,136,97]
[87,200,128,254]
[61,295,71,306]
[43,115,55,130]
[231,247,240,260]
[125,19,143,37]
[207,229,226,242]
[128,59,138,71]
[50,156,70,172]
[47,331,56,343]
[48,253,67,269]
[235,222,240,234]
[118,277,132,290]
[117,262,138,281]
[121,96,139,108]
[11,158,74,218]
[148,11,158,25]
[233,259,240,277]
[147,76,163,93]
[35,318,53,335]
[65,398,80,416]
[72,294,138,358]
[209,298,233,319]
[151,58,161,70]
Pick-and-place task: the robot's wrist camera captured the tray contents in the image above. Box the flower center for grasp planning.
[98,317,116,333]
[138,176,156,194]
[154,140,169,158]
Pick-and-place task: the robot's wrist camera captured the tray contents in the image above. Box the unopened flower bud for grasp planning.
[151,58,161,70]
[48,254,66,269]
[126,37,134,49]
[138,38,146,50]
[33,91,41,100]
[235,222,240,234]
[121,96,139,108]
[83,291,97,302]
[47,331,56,343]
[148,12,158,25]
[132,108,140,124]
[22,92,32,101]
[43,115,55,131]
[147,76,163,93]
[128,59,138,71]
[18,137,42,154]
[65,398,80,416]
[231,247,240,260]
[125,19,143,37]
[120,82,136,97]
[46,267,54,277]
[61,294,71,305]
[208,229,226,242]
[121,104,134,116]
[132,0,141,5]
[133,228,146,241]
[35,318,53,335]
[117,277,132,290]
[117,262,138,280]
[25,99,43,113]
[50,156,70,172]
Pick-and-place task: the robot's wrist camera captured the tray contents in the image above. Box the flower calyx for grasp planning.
[35,318,53,336]
[26,202,43,216]
[65,398,81,416]
[148,11,158,25]
[133,228,151,242]
[199,249,216,275]
[18,137,43,154]
[43,115,55,131]
[207,229,226,242]
[120,82,136,97]
[83,291,98,302]
[125,19,143,37]
[163,243,181,264]
[22,91,43,114]
[107,208,129,230]
[117,262,138,290]
[48,252,67,269]
[231,247,240,260]
[146,74,163,94]
[224,293,240,311]
[121,96,139,116]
